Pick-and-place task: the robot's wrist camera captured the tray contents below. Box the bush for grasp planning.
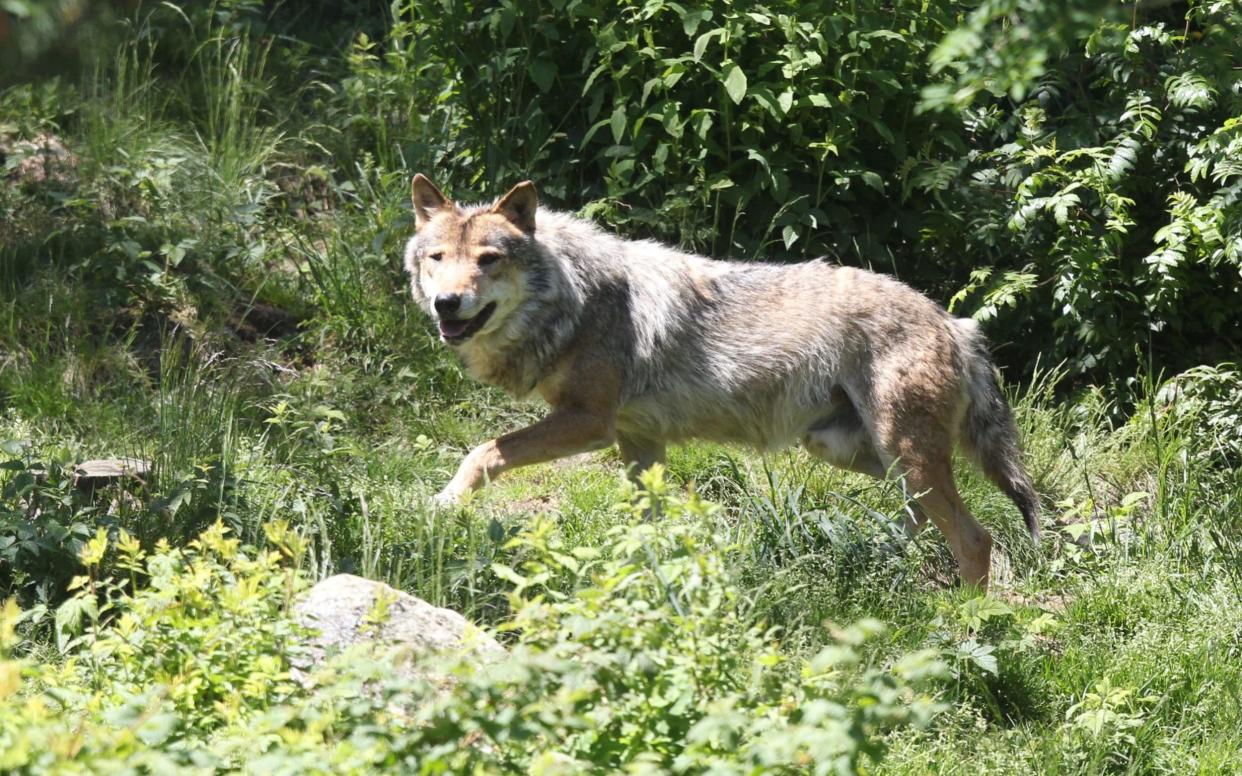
[1,479,945,774]
[6,0,1239,396]
[316,0,1242,389]
[0,445,116,613]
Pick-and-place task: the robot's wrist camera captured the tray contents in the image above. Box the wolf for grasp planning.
[403,174,1040,587]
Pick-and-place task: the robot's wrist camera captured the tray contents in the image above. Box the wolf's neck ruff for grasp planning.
[453,252,584,397]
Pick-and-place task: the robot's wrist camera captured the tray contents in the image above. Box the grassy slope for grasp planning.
[3,18,1242,775]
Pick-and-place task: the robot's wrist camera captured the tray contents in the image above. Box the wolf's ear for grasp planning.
[411,174,452,228]
[493,180,537,234]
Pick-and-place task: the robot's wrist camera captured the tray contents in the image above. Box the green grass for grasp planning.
[4,321,1239,771]
[3,8,1242,773]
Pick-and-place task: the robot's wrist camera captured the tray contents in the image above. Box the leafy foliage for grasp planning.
[929,3,1242,385]
[0,447,107,615]
[313,0,1242,387]
[1,485,944,774]
[5,0,1240,390]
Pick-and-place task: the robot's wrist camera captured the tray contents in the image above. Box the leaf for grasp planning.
[1120,492,1150,509]
[957,639,998,675]
[1051,192,1080,225]
[487,518,506,543]
[550,551,580,573]
[641,77,661,105]
[527,58,557,93]
[1107,136,1142,181]
[581,116,611,147]
[749,87,782,118]
[693,29,722,62]
[1165,72,1214,110]
[723,64,748,104]
[161,242,186,267]
[610,105,626,144]
[961,596,1013,627]
[313,405,346,421]
[136,713,180,746]
[782,225,799,250]
[863,29,905,42]
[491,563,526,587]
[55,595,97,652]
[682,8,712,36]
[778,89,794,114]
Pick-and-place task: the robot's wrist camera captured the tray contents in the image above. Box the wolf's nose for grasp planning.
[434,294,462,316]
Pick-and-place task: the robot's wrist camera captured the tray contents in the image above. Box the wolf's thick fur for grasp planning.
[404,175,1040,587]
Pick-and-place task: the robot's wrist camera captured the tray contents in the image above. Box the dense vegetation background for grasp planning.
[2,0,1241,772]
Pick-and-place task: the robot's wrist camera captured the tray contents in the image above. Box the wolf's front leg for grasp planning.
[616,432,666,485]
[434,410,616,505]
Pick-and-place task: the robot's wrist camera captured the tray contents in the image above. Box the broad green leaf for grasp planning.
[860,171,884,192]
[641,77,661,105]
[723,64,747,104]
[527,58,556,93]
[682,8,712,36]
[491,563,526,586]
[692,29,722,62]
[610,105,626,143]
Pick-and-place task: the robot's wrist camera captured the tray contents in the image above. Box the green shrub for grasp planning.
[305,0,1242,388]
[1,479,945,774]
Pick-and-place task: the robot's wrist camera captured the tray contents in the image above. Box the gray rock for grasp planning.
[292,574,503,679]
[1,133,78,188]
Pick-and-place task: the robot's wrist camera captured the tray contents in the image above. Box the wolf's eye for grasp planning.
[478,251,503,267]
[428,251,443,262]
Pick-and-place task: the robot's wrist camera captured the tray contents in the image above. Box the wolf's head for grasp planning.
[403,175,538,346]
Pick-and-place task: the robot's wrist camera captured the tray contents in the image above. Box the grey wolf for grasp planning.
[403,174,1040,588]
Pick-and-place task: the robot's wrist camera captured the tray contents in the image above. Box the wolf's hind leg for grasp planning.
[803,409,929,535]
[872,422,993,588]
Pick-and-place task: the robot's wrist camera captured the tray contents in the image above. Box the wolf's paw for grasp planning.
[432,487,465,508]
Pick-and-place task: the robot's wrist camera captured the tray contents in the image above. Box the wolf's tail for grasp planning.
[952,318,1041,541]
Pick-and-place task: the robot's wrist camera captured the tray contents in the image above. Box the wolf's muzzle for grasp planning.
[438,302,497,344]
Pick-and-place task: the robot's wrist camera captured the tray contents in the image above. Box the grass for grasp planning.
[4,315,1239,771]
[3,8,1242,773]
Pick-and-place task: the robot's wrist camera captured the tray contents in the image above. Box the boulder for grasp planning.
[292,574,503,680]
[1,132,78,189]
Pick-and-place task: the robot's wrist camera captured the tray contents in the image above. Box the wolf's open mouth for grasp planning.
[438,302,496,343]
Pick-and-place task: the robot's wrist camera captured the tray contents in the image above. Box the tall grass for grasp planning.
[140,336,243,544]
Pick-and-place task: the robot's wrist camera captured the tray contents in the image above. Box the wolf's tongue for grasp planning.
[439,318,469,338]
